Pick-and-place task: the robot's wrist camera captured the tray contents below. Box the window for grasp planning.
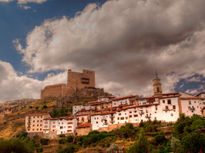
[165,106,168,110]
[129,115,132,118]
[81,78,90,84]
[155,106,158,110]
[96,122,98,124]
[121,117,124,120]
[168,99,171,104]
[134,115,138,117]
[173,105,176,109]
[189,101,191,105]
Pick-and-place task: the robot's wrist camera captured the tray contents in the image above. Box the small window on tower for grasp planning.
[168,99,171,104]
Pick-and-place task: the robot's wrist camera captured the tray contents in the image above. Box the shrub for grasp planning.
[59,134,65,138]
[0,138,35,153]
[40,138,49,145]
[127,129,149,153]
[171,137,183,153]
[42,104,48,109]
[182,132,205,153]
[154,132,167,145]
[58,144,79,153]
[59,138,66,144]
[67,136,73,143]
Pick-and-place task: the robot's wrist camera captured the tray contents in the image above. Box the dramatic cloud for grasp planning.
[0,60,67,102]
[14,0,205,97]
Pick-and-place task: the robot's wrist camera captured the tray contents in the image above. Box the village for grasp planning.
[25,69,205,139]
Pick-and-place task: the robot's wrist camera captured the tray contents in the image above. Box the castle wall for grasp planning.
[41,84,67,99]
[41,69,96,99]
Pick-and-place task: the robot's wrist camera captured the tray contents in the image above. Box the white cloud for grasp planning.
[14,0,205,97]
[0,0,47,6]
[17,0,46,4]
[0,0,13,2]
[0,60,67,102]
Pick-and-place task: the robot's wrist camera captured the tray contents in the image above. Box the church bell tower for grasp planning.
[153,72,162,96]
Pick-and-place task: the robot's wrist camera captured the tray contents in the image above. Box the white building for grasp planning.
[91,111,115,130]
[25,113,50,133]
[72,105,91,115]
[43,117,77,135]
[112,95,136,107]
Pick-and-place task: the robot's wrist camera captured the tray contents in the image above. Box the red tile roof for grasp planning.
[77,123,91,128]
[180,97,204,100]
[27,113,50,117]
[91,111,115,116]
[112,95,137,101]
[44,116,74,120]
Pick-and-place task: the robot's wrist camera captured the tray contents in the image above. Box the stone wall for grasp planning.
[76,127,92,136]
[41,84,67,99]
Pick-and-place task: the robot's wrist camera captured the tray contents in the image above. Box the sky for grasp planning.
[0,0,205,102]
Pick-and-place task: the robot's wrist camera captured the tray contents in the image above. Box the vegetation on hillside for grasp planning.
[56,114,205,153]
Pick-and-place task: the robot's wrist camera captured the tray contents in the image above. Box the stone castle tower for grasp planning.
[153,72,162,96]
[41,69,96,99]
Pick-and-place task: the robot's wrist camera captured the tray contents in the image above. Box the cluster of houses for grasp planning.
[25,76,205,138]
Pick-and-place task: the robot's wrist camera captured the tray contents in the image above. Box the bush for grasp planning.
[40,138,49,145]
[36,147,43,152]
[58,144,79,153]
[111,123,137,139]
[59,139,66,144]
[59,134,65,138]
[67,136,73,143]
[0,138,35,153]
[16,131,28,138]
[154,132,167,145]
[127,129,149,153]
[171,137,183,153]
[182,132,205,153]
[42,104,48,109]
[51,108,68,118]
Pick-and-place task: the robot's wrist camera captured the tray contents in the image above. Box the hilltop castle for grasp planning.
[41,69,104,99]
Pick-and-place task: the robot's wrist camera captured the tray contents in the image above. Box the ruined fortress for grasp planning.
[41,69,105,99]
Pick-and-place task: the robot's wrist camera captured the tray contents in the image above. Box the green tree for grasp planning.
[127,129,149,153]
[182,132,205,153]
